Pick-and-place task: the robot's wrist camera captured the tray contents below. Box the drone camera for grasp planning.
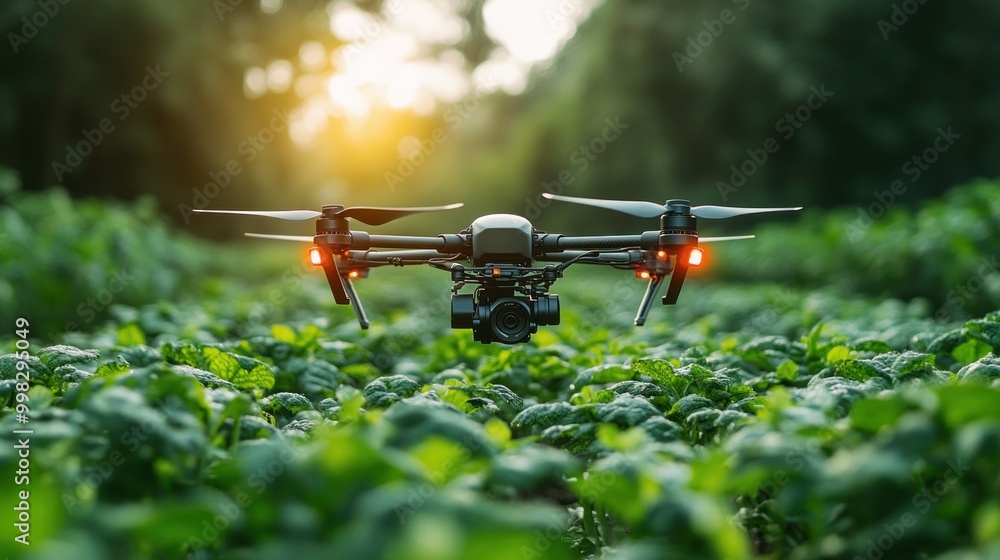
[451,291,560,344]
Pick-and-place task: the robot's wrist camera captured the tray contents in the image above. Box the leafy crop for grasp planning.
[2,181,1000,559]
[3,284,1000,559]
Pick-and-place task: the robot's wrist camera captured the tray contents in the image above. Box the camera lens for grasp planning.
[451,294,475,329]
[534,294,560,326]
[489,298,531,343]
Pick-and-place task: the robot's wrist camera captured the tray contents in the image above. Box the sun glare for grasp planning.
[247,0,599,146]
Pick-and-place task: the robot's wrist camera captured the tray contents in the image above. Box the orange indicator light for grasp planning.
[348,270,360,278]
[656,250,667,259]
[636,270,651,280]
[688,247,704,266]
[308,247,324,266]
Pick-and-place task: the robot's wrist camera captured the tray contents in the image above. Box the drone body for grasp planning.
[196,196,800,344]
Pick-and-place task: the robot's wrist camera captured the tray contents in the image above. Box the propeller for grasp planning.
[698,235,755,243]
[194,203,463,225]
[244,233,314,242]
[541,193,801,219]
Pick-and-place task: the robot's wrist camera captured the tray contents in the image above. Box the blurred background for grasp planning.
[2,0,1000,333]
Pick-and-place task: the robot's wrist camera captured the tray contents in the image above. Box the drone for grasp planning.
[195,195,800,344]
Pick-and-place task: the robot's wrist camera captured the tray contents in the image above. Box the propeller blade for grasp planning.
[336,203,464,226]
[244,233,314,242]
[690,205,802,219]
[541,194,666,218]
[698,235,756,243]
[192,209,321,221]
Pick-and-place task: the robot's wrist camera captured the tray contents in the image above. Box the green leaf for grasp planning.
[632,358,676,387]
[953,339,992,366]
[364,374,420,408]
[936,385,1000,429]
[261,392,314,417]
[95,356,131,378]
[851,397,909,433]
[161,342,275,390]
[958,355,1000,384]
[271,324,298,345]
[595,395,660,427]
[116,323,146,346]
[511,401,589,431]
[834,359,883,382]
[0,353,49,381]
[825,345,851,364]
[776,360,799,381]
[37,345,100,369]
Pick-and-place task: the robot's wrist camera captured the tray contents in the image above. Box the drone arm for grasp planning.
[346,249,461,265]
[536,250,643,265]
[555,235,643,250]
[635,274,666,326]
[352,233,463,251]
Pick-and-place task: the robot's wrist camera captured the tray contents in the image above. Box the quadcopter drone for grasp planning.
[195,195,800,344]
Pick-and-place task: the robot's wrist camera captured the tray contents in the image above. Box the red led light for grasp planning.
[308,247,323,266]
[636,270,651,280]
[688,247,704,266]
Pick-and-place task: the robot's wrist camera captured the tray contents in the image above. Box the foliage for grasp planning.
[3,256,1000,559]
[712,178,1000,316]
[0,171,210,334]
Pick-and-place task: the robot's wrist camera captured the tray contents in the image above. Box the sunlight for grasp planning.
[483,0,599,63]
[258,0,599,146]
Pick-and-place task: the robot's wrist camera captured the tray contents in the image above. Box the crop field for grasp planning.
[2,183,1000,560]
